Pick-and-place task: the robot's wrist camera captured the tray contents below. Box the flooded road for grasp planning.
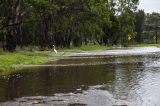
[0,47,160,106]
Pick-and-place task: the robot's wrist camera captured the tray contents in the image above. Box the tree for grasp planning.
[135,10,145,43]
[2,0,25,51]
[0,0,140,51]
[118,0,139,46]
[145,12,160,43]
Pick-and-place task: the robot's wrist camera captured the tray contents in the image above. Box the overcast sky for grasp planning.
[138,0,160,13]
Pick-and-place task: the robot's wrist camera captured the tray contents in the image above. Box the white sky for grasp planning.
[138,0,160,13]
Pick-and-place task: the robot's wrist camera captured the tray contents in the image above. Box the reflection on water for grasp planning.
[0,47,160,106]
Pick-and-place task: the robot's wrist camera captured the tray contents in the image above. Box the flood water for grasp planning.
[1,47,160,106]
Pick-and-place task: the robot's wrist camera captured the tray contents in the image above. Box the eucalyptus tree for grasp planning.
[135,10,145,42]
[117,0,139,46]
[23,0,59,49]
[87,0,112,45]
[1,0,25,51]
[106,0,120,45]
[0,0,5,49]
[145,12,160,43]
[0,0,140,51]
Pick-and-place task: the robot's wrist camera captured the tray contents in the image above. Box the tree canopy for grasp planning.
[0,0,150,51]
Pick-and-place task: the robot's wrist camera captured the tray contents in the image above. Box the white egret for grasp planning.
[53,45,58,54]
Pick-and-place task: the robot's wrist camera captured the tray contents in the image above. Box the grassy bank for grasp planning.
[0,45,109,74]
[0,44,159,74]
[0,51,66,74]
[59,45,110,52]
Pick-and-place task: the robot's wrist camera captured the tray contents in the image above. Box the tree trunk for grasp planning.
[4,0,24,51]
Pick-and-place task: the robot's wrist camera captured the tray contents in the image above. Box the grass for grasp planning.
[130,43,160,47]
[0,45,110,74]
[59,45,110,52]
[0,43,159,75]
[0,51,60,74]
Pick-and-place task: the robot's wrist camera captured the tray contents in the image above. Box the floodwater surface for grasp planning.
[0,47,160,106]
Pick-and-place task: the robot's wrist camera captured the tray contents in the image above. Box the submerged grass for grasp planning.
[0,45,109,74]
[0,43,159,75]
[130,43,160,47]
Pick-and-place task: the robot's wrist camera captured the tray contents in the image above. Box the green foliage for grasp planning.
[135,10,145,42]
[0,0,140,51]
[144,12,160,43]
[117,0,139,46]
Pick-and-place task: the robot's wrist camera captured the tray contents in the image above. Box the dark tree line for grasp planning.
[0,0,142,51]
